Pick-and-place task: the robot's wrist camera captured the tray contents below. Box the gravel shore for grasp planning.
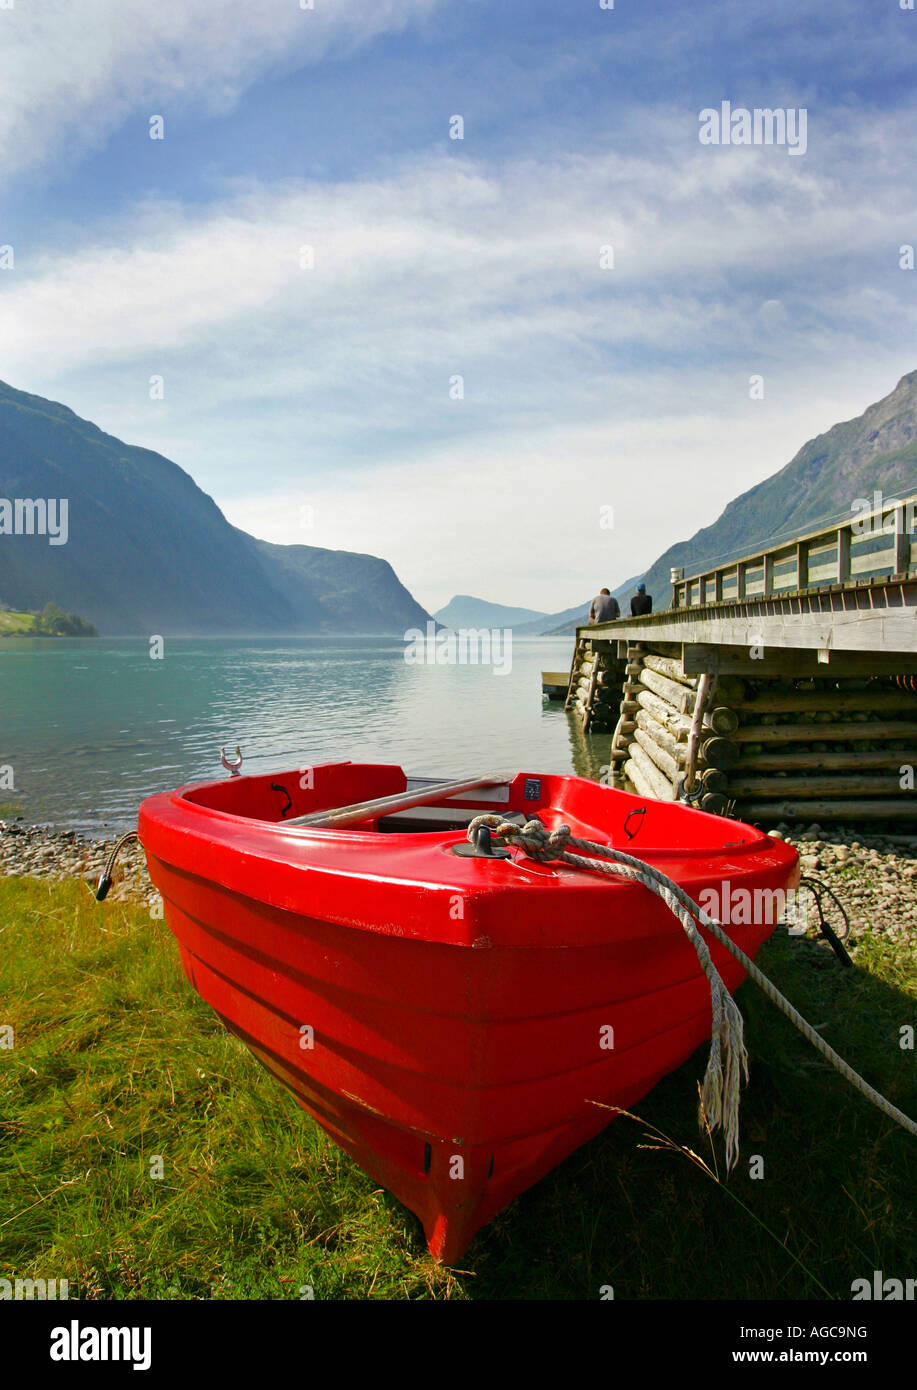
[767,821,917,958]
[0,822,160,911]
[1,818,915,956]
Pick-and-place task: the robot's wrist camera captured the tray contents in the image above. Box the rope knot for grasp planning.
[466,815,572,861]
[521,818,572,860]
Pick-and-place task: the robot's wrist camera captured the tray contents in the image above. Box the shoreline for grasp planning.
[0,821,158,911]
[2,817,915,957]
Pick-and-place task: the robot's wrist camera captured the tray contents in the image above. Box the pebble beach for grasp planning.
[2,817,915,957]
[0,822,159,912]
[769,822,917,957]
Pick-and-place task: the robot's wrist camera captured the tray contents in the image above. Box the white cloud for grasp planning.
[7,119,916,380]
[223,390,886,615]
[0,0,439,181]
[4,109,917,610]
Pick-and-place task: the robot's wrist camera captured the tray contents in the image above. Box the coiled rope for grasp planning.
[466,815,917,1164]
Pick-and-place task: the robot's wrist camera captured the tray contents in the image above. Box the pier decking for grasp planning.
[567,495,917,822]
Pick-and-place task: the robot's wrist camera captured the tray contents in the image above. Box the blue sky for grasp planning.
[2,0,917,612]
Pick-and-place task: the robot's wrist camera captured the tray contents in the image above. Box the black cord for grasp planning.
[94,830,139,901]
[797,875,853,967]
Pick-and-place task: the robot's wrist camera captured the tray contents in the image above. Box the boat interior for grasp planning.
[181,761,759,851]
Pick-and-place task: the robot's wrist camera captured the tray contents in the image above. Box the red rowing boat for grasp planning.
[138,761,798,1264]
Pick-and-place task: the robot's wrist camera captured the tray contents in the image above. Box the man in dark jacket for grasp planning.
[589,588,620,623]
[630,582,652,615]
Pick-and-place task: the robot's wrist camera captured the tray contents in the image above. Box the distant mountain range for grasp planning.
[433,588,646,636]
[6,371,916,641]
[620,369,917,611]
[433,594,590,635]
[449,370,917,632]
[433,595,551,629]
[0,381,431,636]
[538,580,644,635]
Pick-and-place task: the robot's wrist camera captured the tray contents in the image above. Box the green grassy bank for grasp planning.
[0,610,38,636]
[1,874,914,1300]
[0,603,97,637]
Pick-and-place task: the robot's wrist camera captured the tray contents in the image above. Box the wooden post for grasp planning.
[728,772,907,799]
[733,689,917,714]
[628,743,676,801]
[682,672,712,796]
[738,748,917,772]
[611,646,643,758]
[893,504,910,574]
[642,653,696,685]
[734,719,917,744]
[837,526,851,583]
[705,706,740,735]
[624,758,658,802]
[635,710,684,760]
[735,798,917,822]
[796,539,809,590]
[581,656,599,730]
[638,667,695,714]
[564,640,583,711]
[633,729,680,781]
[700,735,739,770]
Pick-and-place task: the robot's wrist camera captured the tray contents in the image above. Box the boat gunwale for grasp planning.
[141,763,781,867]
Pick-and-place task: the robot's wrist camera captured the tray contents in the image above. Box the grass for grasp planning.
[1,874,915,1300]
[0,611,37,636]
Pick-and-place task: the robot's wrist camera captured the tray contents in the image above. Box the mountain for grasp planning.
[633,370,917,609]
[250,535,429,634]
[459,370,917,635]
[516,600,590,636]
[434,595,550,628]
[432,584,645,638]
[0,380,430,635]
[433,594,601,636]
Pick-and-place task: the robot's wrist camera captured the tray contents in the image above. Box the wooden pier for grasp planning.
[568,493,917,822]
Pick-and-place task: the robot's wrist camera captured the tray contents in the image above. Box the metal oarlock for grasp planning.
[221,746,244,777]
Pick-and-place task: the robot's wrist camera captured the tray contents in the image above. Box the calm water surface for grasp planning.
[0,636,612,833]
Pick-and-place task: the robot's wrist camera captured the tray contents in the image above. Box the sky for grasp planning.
[2,0,917,615]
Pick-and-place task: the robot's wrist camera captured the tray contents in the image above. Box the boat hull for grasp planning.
[139,763,798,1263]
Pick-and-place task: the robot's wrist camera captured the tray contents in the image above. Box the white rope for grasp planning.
[467,815,917,1165]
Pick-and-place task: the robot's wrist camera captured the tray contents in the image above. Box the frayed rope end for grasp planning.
[699,985,749,1171]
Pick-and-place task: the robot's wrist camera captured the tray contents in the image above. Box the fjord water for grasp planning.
[0,635,607,833]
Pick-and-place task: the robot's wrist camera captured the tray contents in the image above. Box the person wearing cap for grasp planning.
[630,582,652,616]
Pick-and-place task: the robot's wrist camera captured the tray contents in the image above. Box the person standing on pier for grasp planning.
[589,588,620,623]
[630,583,652,615]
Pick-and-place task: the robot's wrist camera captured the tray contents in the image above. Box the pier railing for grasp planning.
[672,493,917,610]
[569,494,917,824]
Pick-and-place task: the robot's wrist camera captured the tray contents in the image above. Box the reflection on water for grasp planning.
[0,635,616,833]
[564,707,614,783]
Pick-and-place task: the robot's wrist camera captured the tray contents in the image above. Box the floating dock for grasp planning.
[541,671,570,700]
